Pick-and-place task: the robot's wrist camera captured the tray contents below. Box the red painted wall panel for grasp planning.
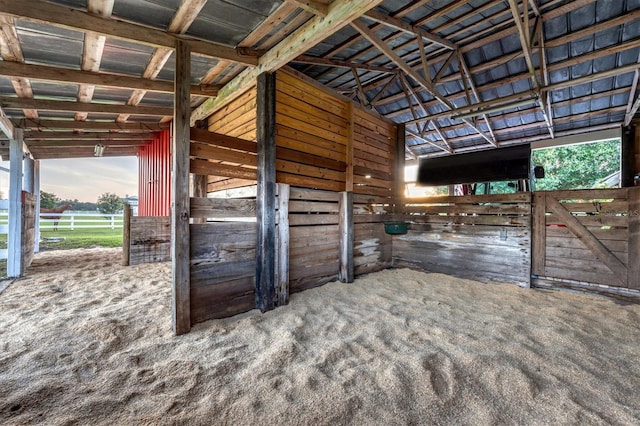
[138,129,171,216]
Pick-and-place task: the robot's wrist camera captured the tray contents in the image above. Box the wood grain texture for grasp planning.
[171,40,191,335]
[627,187,640,289]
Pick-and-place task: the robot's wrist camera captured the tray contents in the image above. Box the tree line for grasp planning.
[40,191,125,214]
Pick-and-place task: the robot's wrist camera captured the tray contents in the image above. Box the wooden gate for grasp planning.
[532,188,640,291]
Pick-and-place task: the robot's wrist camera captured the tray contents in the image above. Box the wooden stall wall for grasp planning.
[275,70,348,192]
[274,69,399,279]
[138,130,171,217]
[532,188,639,293]
[189,192,258,324]
[188,127,263,324]
[21,192,36,271]
[353,194,392,276]
[205,86,258,192]
[126,215,171,265]
[393,193,532,287]
[351,107,397,198]
[288,187,341,292]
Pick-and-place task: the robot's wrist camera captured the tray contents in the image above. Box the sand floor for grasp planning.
[1,247,639,425]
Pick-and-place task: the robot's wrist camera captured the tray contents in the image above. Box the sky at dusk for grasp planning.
[0,156,138,202]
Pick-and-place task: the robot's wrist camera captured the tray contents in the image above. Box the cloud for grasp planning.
[40,157,138,202]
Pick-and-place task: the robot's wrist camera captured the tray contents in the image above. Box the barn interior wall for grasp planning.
[185,70,401,326]
[138,129,171,217]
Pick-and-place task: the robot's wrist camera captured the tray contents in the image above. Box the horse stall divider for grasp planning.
[288,187,341,293]
[353,194,393,276]
[393,193,533,287]
[189,189,260,324]
[531,188,640,295]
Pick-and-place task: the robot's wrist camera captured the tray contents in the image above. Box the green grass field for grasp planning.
[0,214,123,278]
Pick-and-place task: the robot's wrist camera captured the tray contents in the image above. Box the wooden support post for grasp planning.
[33,160,40,253]
[122,203,131,266]
[190,174,208,224]
[346,103,354,192]
[393,123,406,213]
[531,192,546,278]
[628,187,640,289]
[339,191,354,283]
[171,40,191,335]
[276,183,290,305]
[256,72,277,313]
[8,129,24,277]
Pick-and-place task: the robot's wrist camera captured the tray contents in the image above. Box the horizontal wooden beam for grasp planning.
[0,61,220,97]
[28,147,140,159]
[0,105,14,139]
[287,0,328,16]
[24,131,155,140]
[1,97,173,116]
[27,139,150,147]
[0,0,259,65]
[15,119,167,131]
[190,0,384,124]
[292,54,397,73]
[364,9,456,50]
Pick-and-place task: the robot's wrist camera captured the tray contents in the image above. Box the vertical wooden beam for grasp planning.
[190,174,208,224]
[339,191,354,283]
[346,103,354,192]
[256,72,277,313]
[532,192,546,276]
[33,159,39,253]
[7,129,23,277]
[122,202,131,266]
[393,123,406,212]
[171,40,191,335]
[628,187,640,289]
[276,183,290,305]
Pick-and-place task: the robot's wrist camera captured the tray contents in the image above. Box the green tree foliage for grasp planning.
[60,198,98,212]
[532,140,620,190]
[40,190,59,209]
[96,192,124,214]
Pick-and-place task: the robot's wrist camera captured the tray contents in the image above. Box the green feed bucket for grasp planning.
[384,222,409,235]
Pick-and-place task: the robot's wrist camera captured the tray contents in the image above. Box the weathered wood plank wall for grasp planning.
[288,187,341,292]
[128,216,171,265]
[532,188,638,291]
[353,194,392,276]
[189,193,258,324]
[393,193,532,287]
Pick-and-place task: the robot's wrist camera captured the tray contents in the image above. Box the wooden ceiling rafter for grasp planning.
[0,60,220,97]
[0,15,38,119]
[118,0,210,123]
[351,18,497,147]
[0,97,173,116]
[76,0,114,121]
[16,119,167,132]
[286,0,328,17]
[191,0,385,125]
[508,0,554,138]
[0,0,260,65]
[398,72,452,154]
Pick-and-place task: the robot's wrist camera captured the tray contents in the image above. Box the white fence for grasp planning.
[39,211,124,230]
[0,211,124,260]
